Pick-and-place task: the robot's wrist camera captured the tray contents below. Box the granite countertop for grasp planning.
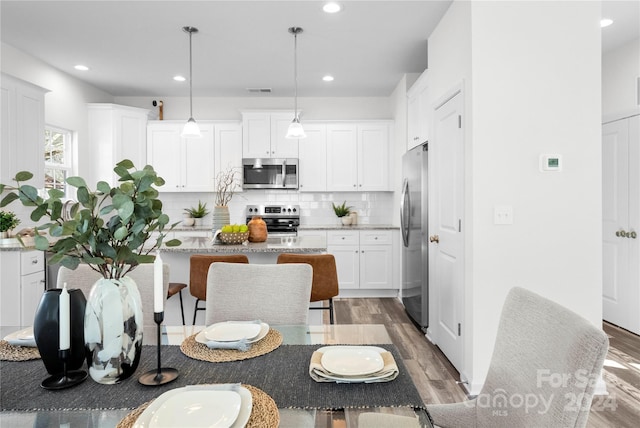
[298,224,399,231]
[161,235,327,253]
[0,237,37,252]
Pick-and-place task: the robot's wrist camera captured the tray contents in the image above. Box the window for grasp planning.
[44,127,72,196]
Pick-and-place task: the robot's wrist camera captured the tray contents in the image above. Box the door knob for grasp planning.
[429,235,439,243]
[616,229,627,237]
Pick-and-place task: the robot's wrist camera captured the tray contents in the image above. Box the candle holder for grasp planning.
[41,349,88,390]
[139,312,178,386]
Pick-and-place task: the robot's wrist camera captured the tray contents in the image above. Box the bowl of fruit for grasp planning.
[218,224,250,244]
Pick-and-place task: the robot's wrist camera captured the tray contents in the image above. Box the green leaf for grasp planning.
[165,239,182,247]
[47,188,65,199]
[0,192,19,207]
[31,204,49,222]
[50,200,63,221]
[15,171,33,181]
[114,226,128,241]
[59,256,80,270]
[97,181,111,194]
[34,235,50,251]
[49,224,64,237]
[116,159,134,170]
[19,185,40,204]
[136,254,155,264]
[77,187,90,205]
[66,176,87,188]
[0,184,4,193]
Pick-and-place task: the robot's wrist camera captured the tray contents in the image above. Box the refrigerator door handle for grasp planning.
[400,178,410,247]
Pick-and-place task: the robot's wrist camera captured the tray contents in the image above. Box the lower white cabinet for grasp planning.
[0,250,45,326]
[326,230,393,291]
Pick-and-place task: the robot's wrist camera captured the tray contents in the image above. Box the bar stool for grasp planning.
[276,253,340,324]
[167,282,187,325]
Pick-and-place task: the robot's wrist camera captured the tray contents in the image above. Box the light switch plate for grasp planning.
[494,206,513,225]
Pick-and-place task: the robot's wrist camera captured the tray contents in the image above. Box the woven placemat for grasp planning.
[0,340,40,361]
[115,384,279,428]
[180,328,283,363]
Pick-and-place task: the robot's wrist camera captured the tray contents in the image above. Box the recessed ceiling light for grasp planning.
[322,75,335,82]
[323,2,342,13]
[74,65,89,71]
[173,75,186,82]
[601,18,613,28]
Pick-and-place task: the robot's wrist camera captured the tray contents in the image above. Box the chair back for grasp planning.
[56,264,170,328]
[189,254,249,301]
[205,262,312,325]
[477,287,609,427]
[276,253,339,302]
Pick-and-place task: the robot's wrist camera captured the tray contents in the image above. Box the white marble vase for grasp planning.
[84,277,144,384]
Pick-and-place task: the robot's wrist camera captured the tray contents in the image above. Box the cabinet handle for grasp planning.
[32,259,38,264]
[353,184,356,187]
[361,250,364,253]
[631,231,637,239]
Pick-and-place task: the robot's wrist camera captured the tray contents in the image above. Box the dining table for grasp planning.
[0,324,434,428]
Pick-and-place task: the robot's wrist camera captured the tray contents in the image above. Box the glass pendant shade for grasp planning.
[286,117,307,139]
[181,117,201,138]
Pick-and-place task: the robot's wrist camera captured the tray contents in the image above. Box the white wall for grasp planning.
[602,37,640,120]
[389,74,413,226]
[428,0,602,393]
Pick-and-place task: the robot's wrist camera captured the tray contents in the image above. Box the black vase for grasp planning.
[33,288,87,374]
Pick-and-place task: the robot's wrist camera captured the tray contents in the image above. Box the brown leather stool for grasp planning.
[167,282,187,325]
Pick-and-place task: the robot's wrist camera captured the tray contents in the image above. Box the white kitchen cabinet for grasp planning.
[298,124,327,191]
[242,112,298,158]
[0,73,47,186]
[214,122,243,190]
[147,121,215,192]
[407,70,430,150]
[327,230,393,291]
[0,250,45,326]
[87,103,150,185]
[326,122,392,192]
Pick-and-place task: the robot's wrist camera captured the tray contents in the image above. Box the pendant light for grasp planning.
[285,27,306,139]
[181,26,201,138]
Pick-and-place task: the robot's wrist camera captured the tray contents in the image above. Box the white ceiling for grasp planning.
[1,1,638,98]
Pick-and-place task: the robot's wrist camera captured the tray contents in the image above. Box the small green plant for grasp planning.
[0,210,20,232]
[332,201,351,218]
[184,200,210,218]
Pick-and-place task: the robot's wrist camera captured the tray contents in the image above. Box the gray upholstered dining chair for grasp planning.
[56,263,170,328]
[427,287,609,428]
[205,262,313,325]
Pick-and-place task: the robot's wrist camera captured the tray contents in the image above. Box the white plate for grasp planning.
[3,327,36,347]
[134,385,252,428]
[195,323,268,345]
[312,368,393,383]
[204,322,262,342]
[320,346,385,376]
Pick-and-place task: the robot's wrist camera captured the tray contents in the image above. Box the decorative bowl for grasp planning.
[218,231,250,244]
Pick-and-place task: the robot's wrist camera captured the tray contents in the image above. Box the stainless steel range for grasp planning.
[246,204,300,236]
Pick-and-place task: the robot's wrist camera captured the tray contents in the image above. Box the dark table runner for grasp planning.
[1,344,426,411]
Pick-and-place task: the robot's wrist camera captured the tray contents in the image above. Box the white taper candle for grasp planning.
[59,283,70,350]
[154,252,163,313]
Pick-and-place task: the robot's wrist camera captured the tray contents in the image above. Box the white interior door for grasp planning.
[602,119,631,327]
[430,90,464,372]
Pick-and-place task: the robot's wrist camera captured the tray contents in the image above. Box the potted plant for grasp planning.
[0,159,181,384]
[184,200,210,226]
[0,210,20,238]
[212,167,239,235]
[332,201,353,226]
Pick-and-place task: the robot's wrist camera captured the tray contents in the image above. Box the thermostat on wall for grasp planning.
[540,154,562,172]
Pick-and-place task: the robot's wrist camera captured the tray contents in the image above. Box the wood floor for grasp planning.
[333,297,640,428]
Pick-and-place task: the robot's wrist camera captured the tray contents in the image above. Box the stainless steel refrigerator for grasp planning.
[401,143,428,328]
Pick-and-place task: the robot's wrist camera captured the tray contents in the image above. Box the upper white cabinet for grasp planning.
[407,70,429,150]
[298,124,327,191]
[87,103,150,185]
[147,121,241,193]
[242,111,299,158]
[1,73,47,185]
[326,122,392,192]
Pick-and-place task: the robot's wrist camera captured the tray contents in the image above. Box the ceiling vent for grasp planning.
[246,88,272,94]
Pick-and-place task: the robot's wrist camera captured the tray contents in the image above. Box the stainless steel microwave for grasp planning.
[242,158,299,189]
